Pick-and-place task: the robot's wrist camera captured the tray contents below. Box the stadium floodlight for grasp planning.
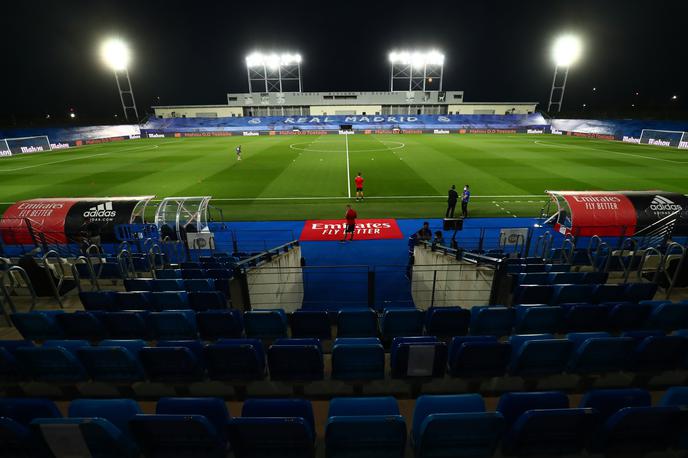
[100,37,139,121]
[389,49,445,92]
[245,51,303,93]
[547,34,583,112]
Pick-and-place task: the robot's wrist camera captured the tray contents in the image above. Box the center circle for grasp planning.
[289,140,405,153]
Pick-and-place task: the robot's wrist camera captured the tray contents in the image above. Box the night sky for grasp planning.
[4,0,687,123]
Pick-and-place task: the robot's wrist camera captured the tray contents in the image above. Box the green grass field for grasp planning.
[1,133,687,220]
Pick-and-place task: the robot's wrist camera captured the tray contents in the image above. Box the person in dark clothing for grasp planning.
[446,185,458,217]
[417,221,432,241]
[462,185,471,218]
[433,230,445,246]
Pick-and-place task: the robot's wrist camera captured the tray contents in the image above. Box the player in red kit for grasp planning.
[354,172,364,201]
[341,204,357,242]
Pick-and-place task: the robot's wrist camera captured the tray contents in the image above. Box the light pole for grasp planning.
[388,50,445,92]
[101,38,139,121]
[547,35,582,112]
[245,52,303,93]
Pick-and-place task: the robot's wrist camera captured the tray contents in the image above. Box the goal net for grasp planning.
[0,136,52,157]
[639,129,688,148]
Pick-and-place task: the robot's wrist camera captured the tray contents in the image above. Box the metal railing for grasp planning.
[1,266,38,320]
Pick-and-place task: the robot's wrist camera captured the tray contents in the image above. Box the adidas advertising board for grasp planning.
[65,199,141,242]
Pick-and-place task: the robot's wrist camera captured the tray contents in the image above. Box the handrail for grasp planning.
[593,240,610,272]
[618,238,639,283]
[71,255,99,292]
[662,242,687,299]
[638,246,663,283]
[0,266,38,318]
[41,250,66,308]
[148,244,165,272]
[534,231,553,260]
[561,237,575,265]
[118,241,130,254]
[117,249,136,280]
[233,240,300,271]
[586,235,603,267]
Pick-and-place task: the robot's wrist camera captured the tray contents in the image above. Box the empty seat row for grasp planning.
[514,271,608,286]
[79,290,228,312]
[506,263,571,274]
[514,282,658,305]
[123,278,224,292]
[4,388,688,457]
[3,332,688,384]
[155,267,232,280]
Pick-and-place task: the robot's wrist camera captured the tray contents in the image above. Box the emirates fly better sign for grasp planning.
[300,219,404,241]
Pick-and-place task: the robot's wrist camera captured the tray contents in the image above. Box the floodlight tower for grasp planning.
[245,52,303,93]
[548,34,582,112]
[100,38,139,121]
[389,50,444,92]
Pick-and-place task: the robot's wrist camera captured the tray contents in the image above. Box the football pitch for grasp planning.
[1,133,687,221]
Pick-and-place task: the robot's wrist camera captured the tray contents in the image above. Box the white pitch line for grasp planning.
[208,194,545,202]
[345,134,351,198]
[533,140,688,164]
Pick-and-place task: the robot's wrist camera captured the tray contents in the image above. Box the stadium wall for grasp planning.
[309,105,382,116]
[550,118,688,145]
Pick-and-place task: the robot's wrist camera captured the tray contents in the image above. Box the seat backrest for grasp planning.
[150,279,184,292]
[197,310,243,339]
[496,391,569,427]
[79,291,117,311]
[69,398,141,436]
[204,339,265,380]
[647,303,688,331]
[381,309,425,339]
[625,282,658,303]
[448,339,511,377]
[32,417,138,458]
[551,284,596,305]
[244,310,288,339]
[77,346,144,382]
[579,388,651,423]
[470,306,515,337]
[518,272,552,286]
[225,417,313,458]
[390,337,447,378]
[659,386,688,406]
[513,285,553,305]
[139,346,204,382]
[157,397,230,438]
[607,303,652,330]
[155,269,181,279]
[425,307,470,337]
[15,346,87,382]
[242,398,315,436]
[189,291,227,311]
[413,394,485,440]
[290,311,331,340]
[101,311,149,339]
[267,340,324,381]
[124,278,154,292]
[55,312,107,341]
[184,279,215,292]
[508,334,573,376]
[593,284,628,304]
[129,414,225,456]
[329,397,399,417]
[331,338,385,380]
[148,311,197,340]
[0,398,61,426]
[596,406,683,454]
[115,291,152,310]
[514,305,564,334]
[151,291,190,310]
[325,415,406,458]
[10,312,64,340]
[567,335,635,373]
[563,304,609,332]
[337,309,379,338]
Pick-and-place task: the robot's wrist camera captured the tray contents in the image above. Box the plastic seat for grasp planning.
[508,334,573,376]
[227,398,315,458]
[658,386,688,406]
[646,302,688,331]
[155,269,181,279]
[625,282,658,302]
[381,309,424,341]
[197,310,243,340]
[607,303,652,331]
[77,340,146,382]
[544,264,571,273]
[124,278,155,292]
[514,305,563,334]
[517,273,551,286]
[80,291,117,311]
[513,285,553,305]
[631,336,687,372]
[331,337,385,381]
[139,341,205,382]
[181,269,208,279]
[188,291,227,311]
[550,284,596,305]
[204,339,266,381]
[548,272,586,284]
[151,291,190,310]
[129,414,226,457]
[290,311,331,340]
[148,311,198,340]
[0,398,59,457]
[566,333,635,374]
[150,279,184,292]
[562,303,609,332]
[326,397,406,458]
[447,336,511,377]
[156,397,230,443]
[0,398,61,424]
[10,312,64,340]
[424,307,470,338]
[469,306,515,337]
[101,311,150,339]
[267,338,324,381]
[183,279,215,292]
[497,391,570,427]
[413,394,503,458]
[337,309,379,338]
[592,284,628,304]
[390,336,447,378]
[584,271,609,284]
[115,291,152,310]
[579,388,650,422]
[55,311,108,341]
[15,341,88,382]
[244,309,288,339]
[0,340,34,381]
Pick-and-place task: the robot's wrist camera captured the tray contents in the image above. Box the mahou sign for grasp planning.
[300,219,404,241]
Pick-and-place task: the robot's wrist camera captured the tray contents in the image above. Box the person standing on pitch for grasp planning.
[462,185,471,218]
[341,204,357,242]
[355,172,364,201]
[446,184,458,217]
[235,145,242,160]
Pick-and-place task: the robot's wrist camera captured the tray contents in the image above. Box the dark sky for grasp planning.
[4,0,687,120]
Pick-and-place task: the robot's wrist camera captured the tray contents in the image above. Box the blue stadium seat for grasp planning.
[607,303,652,330]
[390,336,447,378]
[0,397,61,424]
[562,303,609,332]
[337,309,378,338]
[381,309,424,341]
[129,413,227,457]
[101,311,150,340]
[413,394,503,458]
[151,291,190,310]
[583,271,609,284]
[496,391,570,427]
[205,268,232,279]
[10,311,64,340]
[659,386,688,406]
[290,311,331,340]
[516,273,551,286]
[331,337,385,381]
[326,397,406,458]
[156,397,230,443]
[469,306,515,337]
[508,334,573,376]
[267,338,324,381]
[77,340,146,382]
[227,398,315,458]
[197,310,243,340]
[80,291,117,311]
[625,282,658,302]
[155,269,182,279]
[69,398,141,436]
[514,305,564,334]
[124,278,155,292]
[184,279,216,292]
[548,272,587,284]
[140,340,205,382]
[115,291,152,310]
[150,279,184,292]
[15,340,88,382]
[204,338,266,381]
[55,311,107,341]
[550,284,596,305]
[447,336,511,377]
[148,310,197,340]
[0,398,60,457]
[424,307,470,338]
[513,285,553,305]
[0,340,34,381]
[620,329,665,342]
[188,291,227,311]
[646,302,688,331]
[181,262,201,269]
[566,333,635,374]
[244,309,288,339]
[579,388,650,422]
[631,335,687,372]
[182,269,208,279]
[544,264,571,273]
[592,284,628,304]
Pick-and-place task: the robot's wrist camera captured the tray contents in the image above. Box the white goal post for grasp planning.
[0,136,52,157]
[639,129,688,149]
